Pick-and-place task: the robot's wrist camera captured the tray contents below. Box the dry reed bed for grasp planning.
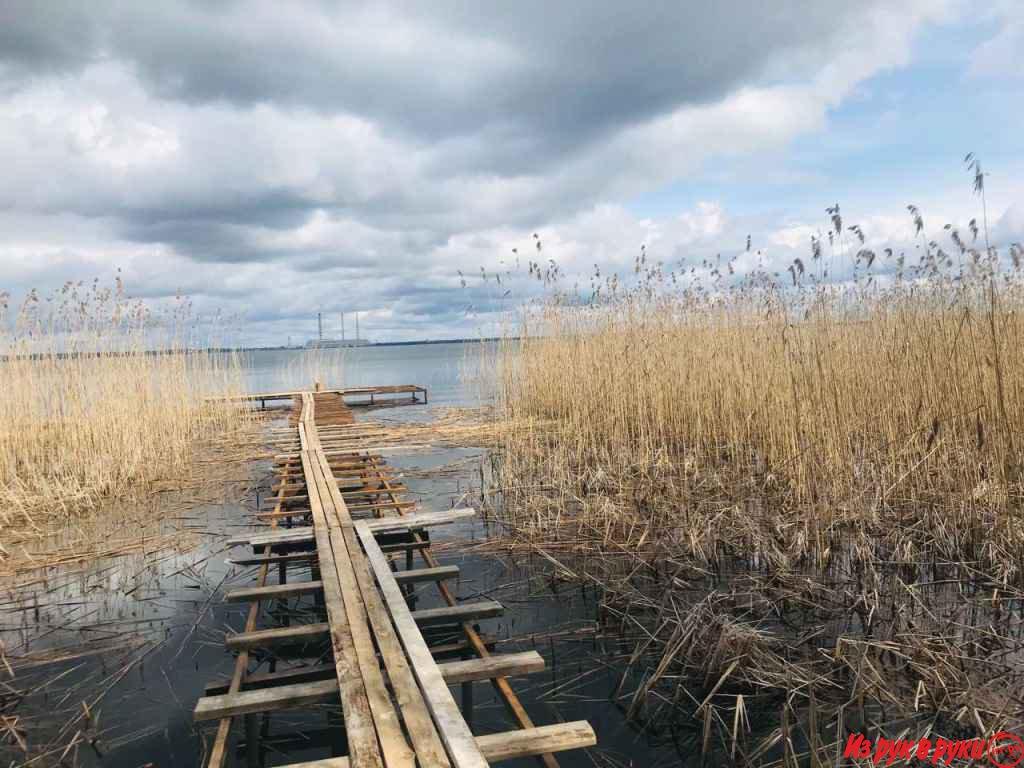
[486,239,1024,762]
[0,283,263,762]
[0,283,256,544]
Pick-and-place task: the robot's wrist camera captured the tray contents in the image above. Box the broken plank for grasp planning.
[409,600,504,627]
[195,652,545,719]
[359,508,475,533]
[393,565,459,585]
[225,622,329,651]
[434,650,545,685]
[228,552,317,567]
[225,580,323,603]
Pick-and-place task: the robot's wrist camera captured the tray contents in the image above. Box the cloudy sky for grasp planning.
[1,1,1021,345]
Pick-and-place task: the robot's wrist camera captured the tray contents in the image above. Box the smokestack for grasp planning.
[317,312,322,342]
[355,311,360,341]
[341,312,346,341]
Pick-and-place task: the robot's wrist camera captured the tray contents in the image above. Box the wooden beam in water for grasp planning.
[225,621,329,651]
[225,580,324,603]
[408,600,504,627]
[234,510,472,548]
[195,652,545,720]
[228,552,317,567]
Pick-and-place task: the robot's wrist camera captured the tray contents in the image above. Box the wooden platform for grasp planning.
[197,388,594,767]
[226,384,428,409]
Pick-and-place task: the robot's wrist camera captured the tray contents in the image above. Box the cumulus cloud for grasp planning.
[1,0,1012,345]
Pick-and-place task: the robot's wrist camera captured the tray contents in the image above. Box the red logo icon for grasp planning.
[990,732,1024,768]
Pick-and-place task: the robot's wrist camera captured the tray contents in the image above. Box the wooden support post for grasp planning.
[245,713,259,768]
[462,648,474,729]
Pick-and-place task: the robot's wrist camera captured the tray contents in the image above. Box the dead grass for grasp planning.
[483,203,1024,762]
[0,280,255,555]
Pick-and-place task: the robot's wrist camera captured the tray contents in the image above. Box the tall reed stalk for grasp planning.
[0,281,250,532]
[486,211,1024,755]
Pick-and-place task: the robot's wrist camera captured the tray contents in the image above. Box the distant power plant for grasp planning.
[306,311,371,348]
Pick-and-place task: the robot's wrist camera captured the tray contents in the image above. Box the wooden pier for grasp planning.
[195,388,594,766]
[237,385,428,410]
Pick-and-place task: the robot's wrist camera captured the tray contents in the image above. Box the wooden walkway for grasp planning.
[196,389,594,767]
[233,385,428,410]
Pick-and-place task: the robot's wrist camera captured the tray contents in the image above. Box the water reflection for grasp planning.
[1,342,683,768]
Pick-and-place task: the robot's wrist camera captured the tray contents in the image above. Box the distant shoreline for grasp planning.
[0,337,513,361]
[244,336,510,352]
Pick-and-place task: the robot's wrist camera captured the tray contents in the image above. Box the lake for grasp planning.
[0,342,685,768]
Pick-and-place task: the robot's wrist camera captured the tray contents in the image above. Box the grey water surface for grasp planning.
[1,343,685,768]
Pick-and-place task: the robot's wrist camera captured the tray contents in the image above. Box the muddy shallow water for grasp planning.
[2,344,692,768]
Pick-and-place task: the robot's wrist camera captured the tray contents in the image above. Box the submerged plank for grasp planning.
[195,679,337,720]
[224,566,456,603]
[195,652,545,719]
[393,565,459,585]
[227,552,317,567]
[225,622,329,650]
[434,650,545,685]
[225,580,323,603]
[232,507,467,547]
[409,600,504,627]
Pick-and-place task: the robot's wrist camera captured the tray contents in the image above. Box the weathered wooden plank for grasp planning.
[270,474,400,493]
[313,449,450,767]
[307,445,417,768]
[346,500,417,513]
[274,722,595,767]
[358,508,475,533]
[195,651,545,720]
[434,650,545,685]
[231,527,313,548]
[226,384,425,403]
[356,523,489,768]
[255,509,316,520]
[223,601,499,649]
[224,621,329,651]
[228,552,317,567]
[337,539,454,768]
[339,485,409,496]
[393,565,459,585]
[476,722,596,762]
[409,600,504,627]
[195,679,337,720]
[225,580,323,603]
[226,568,456,603]
[299,422,385,768]
[204,664,336,696]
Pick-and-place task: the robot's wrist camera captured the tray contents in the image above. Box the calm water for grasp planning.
[241,343,494,408]
[1,343,684,768]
